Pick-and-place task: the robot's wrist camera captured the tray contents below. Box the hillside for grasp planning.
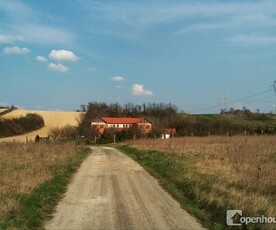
[193,113,276,127]
[173,113,276,136]
[0,109,7,113]
[0,110,84,142]
[191,113,276,134]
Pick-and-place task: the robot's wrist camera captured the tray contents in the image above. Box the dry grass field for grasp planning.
[0,109,8,113]
[0,141,89,229]
[0,142,74,219]
[124,136,276,228]
[0,110,84,142]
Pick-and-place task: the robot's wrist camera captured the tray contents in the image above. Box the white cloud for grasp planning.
[87,66,96,71]
[49,50,79,62]
[132,84,153,96]
[0,35,23,44]
[80,1,276,43]
[36,56,48,62]
[112,76,124,81]
[177,23,227,34]
[0,1,76,45]
[0,1,33,20]
[35,105,44,110]
[3,46,30,55]
[228,35,276,45]
[47,63,69,73]
[84,66,96,74]
[0,101,8,107]
[12,25,76,45]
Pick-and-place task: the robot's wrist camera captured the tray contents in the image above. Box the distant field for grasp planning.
[191,113,276,128]
[0,109,8,114]
[173,113,276,136]
[0,110,84,142]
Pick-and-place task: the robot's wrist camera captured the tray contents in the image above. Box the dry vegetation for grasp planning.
[0,109,8,114]
[125,136,276,227]
[0,141,80,221]
[0,110,84,142]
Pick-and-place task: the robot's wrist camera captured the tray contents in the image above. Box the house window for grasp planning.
[100,125,104,128]
[146,125,150,129]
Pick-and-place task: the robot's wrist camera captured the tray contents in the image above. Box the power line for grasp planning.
[190,87,273,114]
[190,103,221,114]
[230,89,272,103]
[241,100,275,103]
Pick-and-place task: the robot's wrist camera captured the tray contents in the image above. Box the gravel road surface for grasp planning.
[45,146,204,230]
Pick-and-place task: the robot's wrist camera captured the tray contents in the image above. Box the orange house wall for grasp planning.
[91,122,152,134]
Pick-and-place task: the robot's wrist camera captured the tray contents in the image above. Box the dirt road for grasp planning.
[45,146,204,230]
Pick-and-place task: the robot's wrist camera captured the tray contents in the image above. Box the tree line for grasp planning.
[77,102,276,142]
[0,113,44,138]
[78,102,178,140]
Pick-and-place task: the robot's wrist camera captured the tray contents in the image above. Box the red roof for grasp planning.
[93,117,151,124]
[162,128,177,134]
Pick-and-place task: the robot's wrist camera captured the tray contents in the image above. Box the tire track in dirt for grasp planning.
[45,146,205,230]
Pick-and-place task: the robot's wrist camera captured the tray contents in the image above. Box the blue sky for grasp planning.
[1,0,276,113]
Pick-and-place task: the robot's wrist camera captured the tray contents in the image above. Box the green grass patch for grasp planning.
[0,146,90,230]
[117,145,227,230]
[186,113,276,136]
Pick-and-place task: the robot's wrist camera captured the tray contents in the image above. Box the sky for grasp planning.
[0,0,276,113]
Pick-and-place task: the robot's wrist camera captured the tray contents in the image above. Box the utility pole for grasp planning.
[272,81,276,113]
[272,80,276,95]
[227,94,230,111]
[219,94,229,112]
[219,94,224,112]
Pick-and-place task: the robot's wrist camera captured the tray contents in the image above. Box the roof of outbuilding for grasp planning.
[91,117,151,124]
[162,128,177,134]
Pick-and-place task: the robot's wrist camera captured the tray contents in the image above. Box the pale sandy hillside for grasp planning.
[0,109,8,113]
[0,110,84,142]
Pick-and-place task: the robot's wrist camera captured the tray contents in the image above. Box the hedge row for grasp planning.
[0,113,44,137]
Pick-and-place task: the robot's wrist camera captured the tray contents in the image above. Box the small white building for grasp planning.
[161,128,176,139]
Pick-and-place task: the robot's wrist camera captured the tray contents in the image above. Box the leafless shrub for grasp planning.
[49,125,78,141]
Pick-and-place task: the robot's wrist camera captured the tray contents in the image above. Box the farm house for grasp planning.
[90,117,152,134]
